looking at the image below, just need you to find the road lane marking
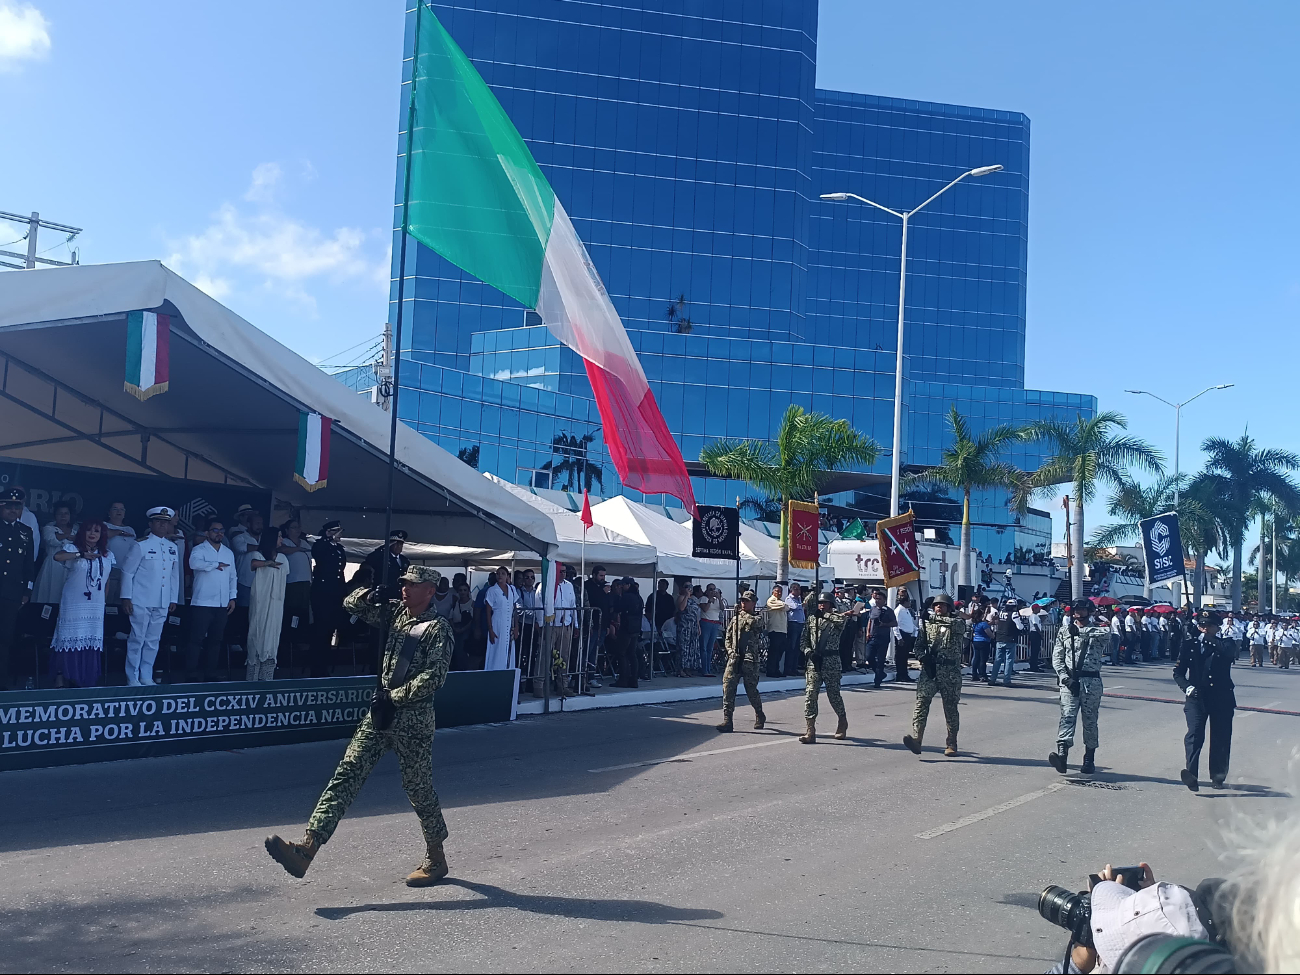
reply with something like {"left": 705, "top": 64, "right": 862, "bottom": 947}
{"left": 589, "top": 736, "right": 797, "bottom": 772}
{"left": 916, "top": 782, "right": 1068, "bottom": 839}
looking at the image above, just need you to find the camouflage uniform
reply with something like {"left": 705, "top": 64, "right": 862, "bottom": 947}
{"left": 721, "top": 608, "right": 764, "bottom": 720}
{"left": 1052, "top": 621, "right": 1108, "bottom": 750}
{"left": 307, "top": 588, "right": 454, "bottom": 848}
{"left": 802, "top": 611, "right": 848, "bottom": 721}
{"left": 911, "top": 615, "right": 967, "bottom": 745}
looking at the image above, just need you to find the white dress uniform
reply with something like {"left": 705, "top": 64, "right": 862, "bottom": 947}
{"left": 120, "top": 507, "right": 182, "bottom": 686}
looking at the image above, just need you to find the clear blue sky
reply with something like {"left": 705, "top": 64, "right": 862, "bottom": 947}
{"left": 3, "top": 1, "right": 1297, "bottom": 544}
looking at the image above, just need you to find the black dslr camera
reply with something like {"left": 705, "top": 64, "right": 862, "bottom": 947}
{"left": 1038, "top": 884, "right": 1095, "bottom": 948}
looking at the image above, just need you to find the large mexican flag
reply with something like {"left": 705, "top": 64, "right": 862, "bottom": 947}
{"left": 402, "top": 3, "right": 696, "bottom": 515}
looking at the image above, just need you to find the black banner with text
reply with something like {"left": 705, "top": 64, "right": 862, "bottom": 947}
{"left": 0, "top": 671, "right": 519, "bottom": 771}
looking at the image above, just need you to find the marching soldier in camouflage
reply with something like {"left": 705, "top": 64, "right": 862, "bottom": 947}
{"left": 1048, "top": 597, "right": 1109, "bottom": 775}
{"left": 265, "top": 565, "right": 456, "bottom": 886}
{"left": 717, "top": 590, "right": 766, "bottom": 732}
{"left": 800, "top": 591, "right": 849, "bottom": 744}
{"left": 903, "top": 592, "right": 966, "bottom": 757}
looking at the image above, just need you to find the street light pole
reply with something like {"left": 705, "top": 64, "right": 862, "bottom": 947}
{"left": 1126, "top": 384, "right": 1233, "bottom": 606}
{"left": 1125, "top": 384, "right": 1234, "bottom": 508}
{"left": 821, "top": 164, "right": 1004, "bottom": 572}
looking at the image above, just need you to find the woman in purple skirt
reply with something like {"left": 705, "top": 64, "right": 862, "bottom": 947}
{"left": 50, "top": 520, "right": 113, "bottom": 688}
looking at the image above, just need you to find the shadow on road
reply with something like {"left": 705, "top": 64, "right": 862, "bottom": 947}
{"left": 315, "top": 879, "right": 724, "bottom": 924}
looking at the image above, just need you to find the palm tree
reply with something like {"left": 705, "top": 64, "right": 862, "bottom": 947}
{"left": 1181, "top": 473, "right": 1235, "bottom": 608}
{"left": 1250, "top": 503, "right": 1299, "bottom": 614}
{"left": 700, "top": 404, "right": 878, "bottom": 582}
{"left": 540, "top": 432, "right": 604, "bottom": 493}
{"left": 1023, "top": 411, "right": 1164, "bottom": 599}
{"left": 1199, "top": 433, "right": 1300, "bottom": 611}
{"left": 903, "top": 406, "right": 1027, "bottom": 589}
{"left": 1090, "top": 474, "right": 1206, "bottom": 600}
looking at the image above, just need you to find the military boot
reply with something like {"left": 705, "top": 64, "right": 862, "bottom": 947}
{"left": 799, "top": 719, "right": 816, "bottom": 744}
{"left": 753, "top": 711, "right": 766, "bottom": 730}
{"left": 715, "top": 714, "right": 734, "bottom": 733}
{"left": 1048, "top": 745, "right": 1070, "bottom": 774}
{"left": 903, "top": 734, "right": 922, "bottom": 755}
{"left": 1080, "top": 748, "right": 1096, "bottom": 775}
{"left": 833, "top": 715, "right": 848, "bottom": 740}
{"left": 264, "top": 830, "right": 320, "bottom": 878}
{"left": 944, "top": 737, "right": 958, "bottom": 758}
{"left": 406, "top": 841, "right": 450, "bottom": 887}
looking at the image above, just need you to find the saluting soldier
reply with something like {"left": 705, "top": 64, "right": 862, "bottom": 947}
{"left": 800, "top": 590, "right": 849, "bottom": 744}
{"left": 1174, "top": 610, "right": 1237, "bottom": 791}
{"left": 119, "top": 506, "right": 181, "bottom": 687}
{"left": 903, "top": 592, "right": 967, "bottom": 757}
{"left": 0, "top": 488, "right": 35, "bottom": 689}
{"left": 364, "top": 529, "right": 410, "bottom": 600}
{"left": 1048, "top": 598, "right": 1109, "bottom": 775}
{"left": 716, "top": 589, "right": 766, "bottom": 732}
{"left": 266, "top": 565, "right": 456, "bottom": 886}
{"left": 309, "top": 520, "right": 348, "bottom": 678}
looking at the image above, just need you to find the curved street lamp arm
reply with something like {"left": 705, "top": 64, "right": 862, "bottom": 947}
{"left": 839, "top": 193, "right": 905, "bottom": 220}
{"left": 909, "top": 171, "right": 974, "bottom": 217}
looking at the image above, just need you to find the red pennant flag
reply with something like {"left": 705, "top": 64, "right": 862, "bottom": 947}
{"left": 580, "top": 490, "right": 594, "bottom": 530}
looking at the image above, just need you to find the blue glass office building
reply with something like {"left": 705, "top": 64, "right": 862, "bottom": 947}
{"left": 370, "top": 0, "right": 1096, "bottom": 561}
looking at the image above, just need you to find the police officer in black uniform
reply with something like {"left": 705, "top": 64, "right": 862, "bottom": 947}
{"left": 309, "top": 520, "right": 348, "bottom": 677}
{"left": 1174, "top": 609, "right": 1236, "bottom": 791}
{"left": 364, "top": 529, "right": 410, "bottom": 600}
{"left": 0, "top": 488, "right": 35, "bottom": 688}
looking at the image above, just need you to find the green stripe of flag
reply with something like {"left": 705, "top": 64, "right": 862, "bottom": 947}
{"left": 125, "top": 310, "right": 144, "bottom": 387}
{"left": 405, "top": 6, "right": 556, "bottom": 308}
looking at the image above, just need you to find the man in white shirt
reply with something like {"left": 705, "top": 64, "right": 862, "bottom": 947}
{"left": 1247, "top": 617, "right": 1267, "bottom": 667}
{"left": 120, "top": 506, "right": 181, "bottom": 686}
{"left": 184, "top": 516, "right": 238, "bottom": 683}
{"left": 552, "top": 566, "right": 578, "bottom": 695}
{"left": 231, "top": 511, "right": 264, "bottom": 608}
{"left": 103, "top": 500, "right": 138, "bottom": 604}
{"left": 1024, "top": 601, "right": 1045, "bottom": 672}
{"left": 1108, "top": 610, "right": 1123, "bottom": 666}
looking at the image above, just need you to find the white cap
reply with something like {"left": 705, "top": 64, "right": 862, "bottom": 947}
{"left": 146, "top": 506, "right": 175, "bottom": 520}
{"left": 1090, "top": 881, "right": 1208, "bottom": 971}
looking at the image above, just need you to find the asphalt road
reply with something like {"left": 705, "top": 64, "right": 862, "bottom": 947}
{"left": 2, "top": 660, "right": 1296, "bottom": 974}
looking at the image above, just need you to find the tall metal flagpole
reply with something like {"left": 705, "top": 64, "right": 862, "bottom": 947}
{"left": 377, "top": 0, "right": 423, "bottom": 669}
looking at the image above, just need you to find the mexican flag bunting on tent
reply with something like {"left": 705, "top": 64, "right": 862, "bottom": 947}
{"left": 124, "top": 310, "right": 170, "bottom": 401}
{"left": 400, "top": 3, "right": 697, "bottom": 516}
{"left": 294, "top": 411, "right": 332, "bottom": 492}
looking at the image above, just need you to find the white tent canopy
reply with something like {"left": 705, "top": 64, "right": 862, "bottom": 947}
{"left": 0, "top": 261, "right": 557, "bottom": 553}
{"left": 483, "top": 474, "right": 657, "bottom": 575}
{"left": 590, "top": 495, "right": 767, "bottom": 579}
{"left": 737, "top": 525, "right": 830, "bottom": 586}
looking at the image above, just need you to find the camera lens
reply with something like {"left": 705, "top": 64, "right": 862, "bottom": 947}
{"left": 1038, "top": 885, "right": 1079, "bottom": 928}
{"left": 1039, "top": 885, "right": 1092, "bottom": 947}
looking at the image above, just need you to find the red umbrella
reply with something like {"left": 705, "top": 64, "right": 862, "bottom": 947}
{"left": 1149, "top": 604, "right": 1175, "bottom": 614}
{"left": 1090, "top": 596, "right": 1119, "bottom": 607}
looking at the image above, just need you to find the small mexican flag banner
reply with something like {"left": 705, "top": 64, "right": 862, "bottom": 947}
{"left": 294, "top": 411, "right": 332, "bottom": 492}
{"left": 124, "top": 310, "right": 170, "bottom": 401}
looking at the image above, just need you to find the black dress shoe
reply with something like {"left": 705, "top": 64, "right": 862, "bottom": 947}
{"left": 1211, "top": 776, "right": 1226, "bottom": 789}
{"left": 1180, "top": 769, "right": 1200, "bottom": 792}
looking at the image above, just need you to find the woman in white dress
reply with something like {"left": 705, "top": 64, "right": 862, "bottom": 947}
{"left": 483, "top": 565, "right": 519, "bottom": 671}
{"left": 246, "top": 526, "right": 288, "bottom": 681}
{"left": 49, "top": 520, "right": 113, "bottom": 688}
{"left": 33, "top": 501, "right": 78, "bottom": 605}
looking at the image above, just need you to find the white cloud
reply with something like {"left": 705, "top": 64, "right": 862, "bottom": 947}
{"left": 0, "top": 2, "right": 50, "bottom": 70}
{"left": 167, "top": 163, "right": 387, "bottom": 317}
{"left": 243, "top": 162, "right": 282, "bottom": 204}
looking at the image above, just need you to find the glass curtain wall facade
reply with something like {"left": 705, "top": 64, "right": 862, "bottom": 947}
{"left": 365, "top": 0, "right": 1095, "bottom": 562}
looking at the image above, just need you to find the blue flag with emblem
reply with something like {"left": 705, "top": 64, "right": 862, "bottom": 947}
{"left": 1139, "top": 512, "right": 1185, "bottom": 585}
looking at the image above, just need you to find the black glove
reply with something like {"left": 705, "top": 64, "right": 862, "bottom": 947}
{"left": 364, "top": 586, "right": 387, "bottom": 606}
{"left": 370, "top": 686, "right": 396, "bottom": 729}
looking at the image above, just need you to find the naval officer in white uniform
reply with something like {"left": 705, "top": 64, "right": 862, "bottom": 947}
{"left": 120, "top": 506, "right": 181, "bottom": 686}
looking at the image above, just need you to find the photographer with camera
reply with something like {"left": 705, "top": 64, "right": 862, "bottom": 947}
{"left": 1039, "top": 863, "right": 1233, "bottom": 973}
{"left": 1049, "top": 598, "right": 1109, "bottom": 775}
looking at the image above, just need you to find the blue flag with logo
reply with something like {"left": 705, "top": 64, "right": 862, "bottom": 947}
{"left": 1139, "top": 512, "right": 1185, "bottom": 585}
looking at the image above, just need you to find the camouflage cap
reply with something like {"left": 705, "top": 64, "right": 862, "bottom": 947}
{"left": 398, "top": 565, "right": 441, "bottom": 586}
{"left": 740, "top": 589, "right": 757, "bottom": 601}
